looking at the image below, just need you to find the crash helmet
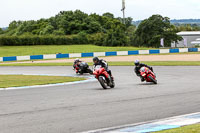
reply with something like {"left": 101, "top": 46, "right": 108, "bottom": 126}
{"left": 134, "top": 59, "right": 140, "bottom": 66}
{"left": 74, "top": 58, "right": 80, "bottom": 63}
{"left": 93, "top": 57, "right": 99, "bottom": 62}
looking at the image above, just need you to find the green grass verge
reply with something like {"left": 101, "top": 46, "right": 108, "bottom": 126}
{"left": 154, "top": 124, "right": 200, "bottom": 133}
{"left": 0, "top": 75, "right": 85, "bottom": 88}
{"left": 0, "top": 61, "right": 200, "bottom": 66}
{"left": 0, "top": 45, "right": 152, "bottom": 57}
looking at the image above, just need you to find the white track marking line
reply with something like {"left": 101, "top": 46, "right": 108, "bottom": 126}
{"left": 83, "top": 112, "right": 200, "bottom": 133}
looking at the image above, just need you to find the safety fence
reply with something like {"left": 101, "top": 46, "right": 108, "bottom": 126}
{"left": 0, "top": 48, "right": 199, "bottom": 62}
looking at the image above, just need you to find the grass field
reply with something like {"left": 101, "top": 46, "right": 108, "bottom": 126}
{"left": 0, "top": 75, "right": 85, "bottom": 88}
{"left": 154, "top": 124, "right": 200, "bottom": 133}
{"left": 0, "top": 45, "right": 153, "bottom": 57}
{"left": 1, "top": 61, "right": 200, "bottom": 66}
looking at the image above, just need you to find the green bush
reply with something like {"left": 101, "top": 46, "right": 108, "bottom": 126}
{"left": 87, "top": 33, "right": 105, "bottom": 45}
{"left": 0, "top": 35, "right": 85, "bottom": 46}
{"left": 0, "top": 33, "right": 130, "bottom": 46}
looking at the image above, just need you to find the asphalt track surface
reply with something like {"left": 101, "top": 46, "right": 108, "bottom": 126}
{"left": 0, "top": 66, "right": 200, "bottom": 133}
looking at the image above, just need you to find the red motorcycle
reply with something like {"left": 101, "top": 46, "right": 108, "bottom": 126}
{"left": 93, "top": 65, "right": 115, "bottom": 89}
{"left": 140, "top": 67, "right": 157, "bottom": 84}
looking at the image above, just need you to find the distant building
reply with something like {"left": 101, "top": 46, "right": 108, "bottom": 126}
{"left": 171, "top": 31, "right": 200, "bottom": 47}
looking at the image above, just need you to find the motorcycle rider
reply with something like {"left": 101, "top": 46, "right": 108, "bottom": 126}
{"left": 93, "top": 57, "right": 113, "bottom": 82}
{"left": 73, "top": 58, "right": 92, "bottom": 74}
{"left": 134, "top": 59, "right": 154, "bottom": 82}
{"left": 73, "top": 58, "right": 80, "bottom": 68}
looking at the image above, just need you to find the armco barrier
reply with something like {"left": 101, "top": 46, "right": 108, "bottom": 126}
{"left": 0, "top": 48, "right": 200, "bottom": 62}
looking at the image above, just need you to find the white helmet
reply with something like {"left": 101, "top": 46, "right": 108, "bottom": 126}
{"left": 134, "top": 59, "right": 140, "bottom": 66}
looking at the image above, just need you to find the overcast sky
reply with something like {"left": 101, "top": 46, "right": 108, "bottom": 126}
{"left": 1, "top": 0, "right": 200, "bottom": 27}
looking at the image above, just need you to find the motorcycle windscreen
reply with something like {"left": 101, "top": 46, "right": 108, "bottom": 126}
{"left": 140, "top": 67, "right": 146, "bottom": 72}
{"left": 94, "top": 65, "right": 102, "bottom": 71}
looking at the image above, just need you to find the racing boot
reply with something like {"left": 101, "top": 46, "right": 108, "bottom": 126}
{"left": 108, "top": 75, "right": 113, "bottom": 86}
{"left": 110, "top": 75, "right": 114, "bottom": 81}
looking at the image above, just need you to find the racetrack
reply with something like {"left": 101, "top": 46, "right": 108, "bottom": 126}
{"left": 0, "top": 66, "right": 200, "bottom": 133}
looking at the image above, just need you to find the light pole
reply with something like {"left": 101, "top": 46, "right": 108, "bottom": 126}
{"left": 121, "top": 0, "right": 125, "bottom": 24}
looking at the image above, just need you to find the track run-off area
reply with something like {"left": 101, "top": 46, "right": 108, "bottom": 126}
{"left": 0, "top": 66, "right": 200, "bottom": 133}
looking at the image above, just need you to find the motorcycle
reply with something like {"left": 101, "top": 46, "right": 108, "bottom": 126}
{"left": 93, "top": 65, "right": 115, "bottom": 89}
{"left": 73, "top": 62, "right": 92, "bottom": 75}
{"left": 139, "top": 66, "right": 157, "bottom": 84}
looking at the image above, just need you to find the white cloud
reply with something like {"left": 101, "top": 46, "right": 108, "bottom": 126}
{"left": 126, "top": 0, "right": 200, "bottom": 20}
{"left": 0, "top": 0, "right": 199, "bottom": 27}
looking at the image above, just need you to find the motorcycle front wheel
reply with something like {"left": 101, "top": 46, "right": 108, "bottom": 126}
{"left": 148, "top": 75, "right": 157, "bottom": 84}
{"left": 99, "top": 76, "right": 108, "bottom": 89}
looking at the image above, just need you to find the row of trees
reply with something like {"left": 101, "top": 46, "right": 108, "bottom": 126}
{"left": 0, "top": 10, "right": 189, "bottom": 47}
{"left": 174, "top": 24, "right": 200, "bottom": 31}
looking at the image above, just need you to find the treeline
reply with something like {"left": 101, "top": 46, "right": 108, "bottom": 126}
{"left": 174, "top": 24, "right": 200, "bottom": 31}
{"left": 133, "top": 19, "right": 200, "bottom": 27}
{"left": 0, "top": 10, "right": 184, "bottom": 47}
{"left": 171, "top": 19, "right": 200, "bottom": 24}
{"left": 0, "top": 10, "right": 134, "bottom": 46}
